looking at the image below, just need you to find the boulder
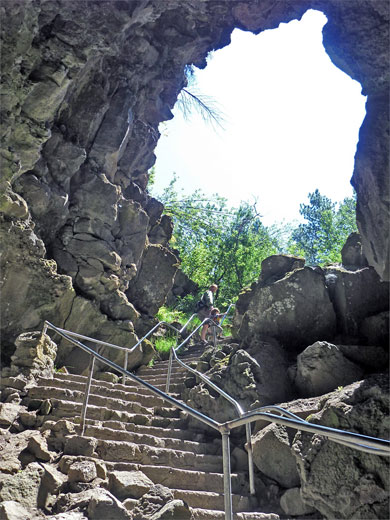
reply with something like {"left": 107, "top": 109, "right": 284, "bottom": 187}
{"left": 293, "top": 373, "right": 390, "bottom": 519}
{"left": 150, "top": 499, "right": 192, "bottom": 519}
{"left": 64, "top": 436, "right": 97, "bottom": 457}
{"left": 46, "top": 513, "right": 87, "bottom": 520}
{"left": 0, "top": 402, "right": 22, "bottom": 428}
{"left": 8, "top": 331, "right": 57, "bottom": 379}
{"left": 0, "top": 501, "right": 40, "bottom": 520}
{"left": 236, "top": 267, "right": 337, "bottom": 350}
{"left": 184, "top": 341, "right": 292, "bottom": 425}
{"left": 338, "top": 344, "right": 389, "bottom": 372}
{"left": 258, "top": 255, "right": 305, "bottom": 286}
{"left": 54, "top": 488, "right": 131, "bottom": 519}
{"left": 252, "top": 423, "right": 300, "bottom": 488}
{"left": 360, "top": 311, "right": 389, "bottom": 346}
{"left": 341, "top": 232, "right": 369, "bottom": 271}
{"left": 109, "top": 470, "right": 154, "bottom": 500}
{"left": 0, "top": 431, "right": 32, "bottom": 475}
{"left": 130, "top": 484, "right": 180, "bottom": 520}
{"left": 68, "top": 461, "right": 98, "bottom": 483}
{"left": 0, "top": 462, "right": 44, "bottom": 509}
{"left": 294, "top": 341, "right": 364, "bottom": 397}
{"left": 280, "top": 487, "right": 316, "bottom": 516}
{"left": 0, "top": 182, "right": 29, "bottom": 219}
{"left": 323, "top": 266, "right": 389, "bottom": 338}
{"left": 27, "top": 432, "right": 55, "bottom": 462}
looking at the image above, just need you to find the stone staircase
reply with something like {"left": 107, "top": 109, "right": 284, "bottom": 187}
{"left": 23, "top": 344, "right": 276, "bottom": 519}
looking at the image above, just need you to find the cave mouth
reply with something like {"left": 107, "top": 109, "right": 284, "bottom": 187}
{"left": 153, "top": 9, "right": 367, "bottom": 228}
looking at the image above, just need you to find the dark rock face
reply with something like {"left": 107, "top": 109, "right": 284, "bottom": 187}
{"left": 341, "top": 232, "right": 369, "bottom": 271}
{"left": 293, "top": 374, "right": 390, "bottom": 519}
{"left": 294, "top": 341, "right": 364, "bottom": 397}
{"left": 234, "top": 255, "right": 389, "bottom": 352}
{"left": 236, "top": 265, "right": 337, "bottom": 350}
{"left": 252, "top": 423, "right": 301, "bottom": 489}
{"left": 323, "top": 266, "right": 389, "bottom": 338}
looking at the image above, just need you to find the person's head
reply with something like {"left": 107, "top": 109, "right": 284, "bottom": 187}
{"left": 211, "top": 307, "right": 220, "bottom": 316}
{"left": 209, "top": 284, "right": 218, "bottom": 293}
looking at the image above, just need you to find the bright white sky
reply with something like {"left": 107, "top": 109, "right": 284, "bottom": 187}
{"left": 153, "top": 9, "right": 367, "bottom": 227}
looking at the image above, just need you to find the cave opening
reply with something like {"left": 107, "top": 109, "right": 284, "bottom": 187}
{"left": 153, "top": 9, "right": 367, "bottom": 231}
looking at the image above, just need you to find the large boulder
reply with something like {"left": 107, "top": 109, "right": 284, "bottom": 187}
{"left": 252, "top": 423, "right": 301, "bottom": 489}
{"left": 108, "top": 470, "right": 154, "bottom": 500}
{"left": 236, "top": 266, "right": 337, "bottom": 350}
{"left": 184, "top": 340, "right": 292, "bottom": 426}
{"left": 54, "top": 488, "right": 131, "bottom": 519}
{"left": 130, "top": 484, "right": 192, "bottom": 520}
{"left": 292, "top": 373, "right": 390, "bottom": 519}
{"left": 323, "top": 266, "right": 389, "bottom": 338}
{"left": 1, "top": 331, "right": 57, "bottom": 382}
{"left": 280, "top": 487, "right": 316, "bottom": 516}
{"left": 360, "top": 311, "right": 389, "bottom": 346}
{"left": 258, "top": 255, "right": 305, "bottom": 286}
{"left": 294, "top": 341, "right": 364, "bottom": 397}
{"left": 0, "top": 462, "right": 45, "bottom": 510}
{"left": 341, "top": 232, "right": 368, "bottom": 271}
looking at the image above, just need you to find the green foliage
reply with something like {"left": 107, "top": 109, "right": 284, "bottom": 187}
{"left": 156, "top": 305, "right": 187, "bottom": 325}
{"left": 156, "top": 174, "right": 279, "bottom": 304}
{"left": 148, "top": 166, "right": 156, "bottom": 188}
{"left": 288, "top": 189, "right": 357, "bottom": 265}
{"left": 153, "top": 335, "right": 177, "bottom": 353}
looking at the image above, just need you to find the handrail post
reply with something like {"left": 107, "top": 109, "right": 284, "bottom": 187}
{"left": 165, "top": 348, "right": 173, "bottom": 394}
{"left": 245, "top": 423, "right": 255, "bottom": 495}
{"left": 123, "top": 350, "right": 129, "bottom": 385}
{"left": 212, "top": 323, "right": 217, "bottom": 348}
{"left": 222, "top": 430, "right": 233, "bottom": 520}
{"left": 80, "top": 355, "right": 95, "bottom": 436}
{"left": 42, "top": 321, "right": 48, "bottom": 336}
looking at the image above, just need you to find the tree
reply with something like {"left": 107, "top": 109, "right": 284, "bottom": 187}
{"left": 155, "top": 175, "right": 279, "bottom": 306}
{"left": 288, "top": 189, "right": 358, "bottom": 265}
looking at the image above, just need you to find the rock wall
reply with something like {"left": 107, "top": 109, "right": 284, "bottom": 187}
{"left": 1, "top": 0, "right": 389, "bottom": 368}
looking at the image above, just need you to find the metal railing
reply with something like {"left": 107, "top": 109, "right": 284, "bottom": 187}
{"left": 48, "top": 316, "right": 200, "bottom": 386}
{"left": 42, "top": 320, "right": 390, "bottom": 520}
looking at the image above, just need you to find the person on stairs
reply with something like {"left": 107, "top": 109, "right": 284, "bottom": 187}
{"left": 196, "top": 283, "right": 218, "bottom": 345}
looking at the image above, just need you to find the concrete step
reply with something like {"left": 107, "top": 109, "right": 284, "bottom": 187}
{"left": 136, "top": 374, "right": 186, "bottom": 386}
{"left": 60, "top": 455, "right": 245, "bottom": 494}
{"left": 48, "top": 373, "right": 184, "bottom": 395}
{"left": 191, "top": 509, "right": 279, "bottom": 520}
{"left": 78, "top": 418, "right": 207, "bottom": 442}
{"left": 172, "top": 489, "right": 257, "bottom": 512}
{"left": 29, "top": 382, "right": 172, "bottom": 409}
{"left": 137, "top": 365, "right": 187, "bottom": 376}
{"left": 36, "top": 398, "right": 186, "bottom": 427}
{"left": 83, "top": 424, "right": 220, "bottom": 455}
{"left": 95, "top": 438, "right": 223, "bottom": 472}
{"left": 26, "top": 387, "right": 183, "bottom": 419}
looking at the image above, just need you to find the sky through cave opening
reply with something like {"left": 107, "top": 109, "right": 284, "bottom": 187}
{"left": 152, "top": 9, "right": 367, "bottom": 228}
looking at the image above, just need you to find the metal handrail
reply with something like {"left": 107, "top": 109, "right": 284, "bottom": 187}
{"left": 42, "top": 321, "right": 390, "bottom": 520}
{"left": 48, "top": 321, "right": 183, "bottom": 385}
{"left": 219, "top": 303, "right": 236, "bottom": 326}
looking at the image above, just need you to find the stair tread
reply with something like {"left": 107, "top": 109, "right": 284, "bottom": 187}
{"left": 83, "top": 424, "right": 219, "bottom": 453}
{"left": 190, "top": 509, "right": 279, "bottom": 520}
